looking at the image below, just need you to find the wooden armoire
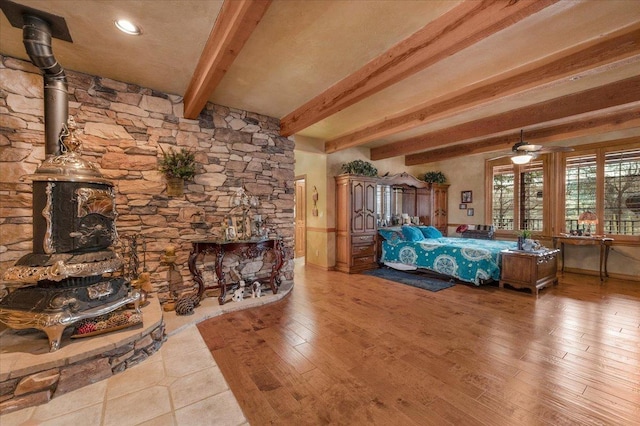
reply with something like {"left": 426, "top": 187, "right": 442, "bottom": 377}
{"left": 335, "top": 174, "right": 378, "bottom": 273}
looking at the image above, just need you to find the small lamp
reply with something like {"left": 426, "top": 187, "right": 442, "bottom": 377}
{"left": 578, "top": 211, "right": 598, "bottom": 236}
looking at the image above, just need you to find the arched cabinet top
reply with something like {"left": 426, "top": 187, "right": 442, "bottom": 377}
{"left": 378, "top": 172, "right": 429, "bottom": 188}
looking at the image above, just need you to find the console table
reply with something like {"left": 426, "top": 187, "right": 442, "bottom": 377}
{"left": 188, "top": 238, "right": 284, "bottom": 305}
{"left": 552, "top": 236, "right": 614, "bottom": 282}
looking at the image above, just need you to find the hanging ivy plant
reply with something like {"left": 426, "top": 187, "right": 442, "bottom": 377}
{"left": 422, "top": 171, "right": 447, "bottom": 184}
{"left": 341, "top": 160, "right": 378, "bottom": 177}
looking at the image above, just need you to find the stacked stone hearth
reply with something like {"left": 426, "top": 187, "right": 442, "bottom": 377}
{"left": 0, "top": 54, "right": 296, "bottom": 306}
{"left": 0, "top": 319, "right": 165, "bottom": 414}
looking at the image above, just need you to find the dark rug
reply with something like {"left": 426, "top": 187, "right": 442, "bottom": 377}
{"left": 363, "top": 268, "right": 455, "bottom": 292}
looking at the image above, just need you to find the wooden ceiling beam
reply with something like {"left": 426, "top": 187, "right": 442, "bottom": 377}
{"left": 404, "top": 105, "right": 640, "bottom": 165}
{"left": 325, "top": 24, "right": 640, "bottom": 153}
{"left": 279, "top": 0, "right": 559, "bottom": 137}
{"left": 183, "top": 0, "right": 272, "bottom": 119}
{"left": 370, "top": 75, "right": 640, "bottom": 161}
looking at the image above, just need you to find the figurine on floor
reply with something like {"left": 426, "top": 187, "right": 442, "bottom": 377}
{"left": 251, "top": 281, "right": 262, "bottom": 298}
{"left": 232, "top": 280, "right": 245, "bottom": 302}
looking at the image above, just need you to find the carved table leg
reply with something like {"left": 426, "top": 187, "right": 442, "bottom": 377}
{"left": 268, "top": 240, "right": 284, "bottom": 294}
{"left": 188, "top": 247, "right": 205, "bottom": 299}
{"left": 215, "top": 247, "right": 227, "bottom": 305}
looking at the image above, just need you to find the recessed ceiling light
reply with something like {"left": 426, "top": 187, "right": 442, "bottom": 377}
{"left": 115, "top": 19, "right": 141, "bottom": 35}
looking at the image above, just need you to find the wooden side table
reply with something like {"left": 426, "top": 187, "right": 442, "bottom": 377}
{"left": 552, "top": 236, "right": 613, "bottom": 281}
{"left": 188, "top": 238, "right": 284, "bottom": 305}
{"left": 499, "top": 249, "right": 559, "bottom": 296}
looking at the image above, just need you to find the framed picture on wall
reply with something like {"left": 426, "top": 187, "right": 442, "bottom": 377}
{"left": 461, "top": 190, "right": 472, "bottom": 203}
{"left": 467, "top": 208, "right": 475, "bottom": 216}
{"left": 459, "top": 203, "right": 467, "bottom": 209}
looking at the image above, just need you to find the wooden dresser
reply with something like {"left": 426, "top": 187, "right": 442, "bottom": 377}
{"left": 499, "top": 248, "right": 559, "bottom": 296}
{"left": 335, "top": 174, "right": 378, "bottom": 273}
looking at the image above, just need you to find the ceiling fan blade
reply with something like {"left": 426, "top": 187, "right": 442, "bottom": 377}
{"left": 514, "top": 143, "right": 543, "bottom": 152}
{"left": 536, "top": 146, "right": 575, "bottom": 153}
{"left": 488, "top": 153, "right": 512, "bottom": 161}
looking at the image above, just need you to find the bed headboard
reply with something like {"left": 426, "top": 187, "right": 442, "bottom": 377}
{"left": 378, "top": 172, "right": 431, "bottom": 226}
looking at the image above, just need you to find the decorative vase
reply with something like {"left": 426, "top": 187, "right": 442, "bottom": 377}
{"left": 522, "top": 238, "right": 534, "bottom": 251}
{"left": 517, "top": 236, "right": 524, "bottom": 250}
{"left": 166, "top": 177, "right": 184, "bottom": 196}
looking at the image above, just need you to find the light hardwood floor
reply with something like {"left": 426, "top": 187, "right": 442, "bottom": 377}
{"left": 197, "top": 262, "right": 640, "bottom": 425}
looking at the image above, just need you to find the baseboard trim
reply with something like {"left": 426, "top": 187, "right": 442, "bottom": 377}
{"left": 561, "top": 267, "right": 640, "bottom": 282}
{"left": 304, "top": 262, "right": 333, "bottom": 271}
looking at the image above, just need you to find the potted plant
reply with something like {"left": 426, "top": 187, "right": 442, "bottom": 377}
{"left": 422, "top": 171, "right": 447, "bottom": 184}
{"left": 159, "top": 147, "right": 196, "bottom": 196}
{"left": 341, "top": 160, "right": 378, "bottom": 177}
{"left": 516, "top": 229, "right": 533, "bottom": 250}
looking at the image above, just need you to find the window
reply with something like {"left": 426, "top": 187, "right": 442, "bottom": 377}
{"left": 491, "top": 164, "right": 514, "bottom": 230}
{"left": 563, "top": 146, "right": 640, "bottom": 238}
{"left": 520, "top": 161, "right": 545, "bottom": 231}
{"left": 562, "top": 143, "right": 640, "bottom": 241}
{"left": 564, "top": 153, "right": 597, "bottom": 233}
{"left": 487, "top": 141, "right": 639, "bottom": 241}
{"left": 489, "top": 158, "right": 547, "bottom": 234}
{"left": 604, "top": 149, "right": 640, "bottom": 236}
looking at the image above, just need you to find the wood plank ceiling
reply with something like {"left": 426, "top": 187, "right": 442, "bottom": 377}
{"left": 1, "top": 0, "right": 639, "bottom": 164}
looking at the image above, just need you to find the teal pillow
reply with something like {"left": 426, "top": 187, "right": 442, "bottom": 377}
{"left": 419, "top": 225, "right": 443, "bottom": 239}
{"left": 401, "top": 225, "right": 424, "bottom": 242}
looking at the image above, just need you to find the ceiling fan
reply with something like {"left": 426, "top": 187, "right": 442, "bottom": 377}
{"left": 490, "top": 130, "right": 574, "bottom": 164}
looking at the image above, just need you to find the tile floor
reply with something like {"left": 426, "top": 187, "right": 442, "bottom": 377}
{"left": 0, "top": 279, "right": 294, "bottom": 426}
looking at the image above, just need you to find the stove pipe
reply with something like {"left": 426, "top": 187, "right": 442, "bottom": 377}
{"left": 22, "top": 14, "right": 67, "bottom": 158}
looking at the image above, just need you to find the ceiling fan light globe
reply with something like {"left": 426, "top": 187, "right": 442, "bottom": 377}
{"left": 511, "top": 153, "right": 533, "bottom": 164}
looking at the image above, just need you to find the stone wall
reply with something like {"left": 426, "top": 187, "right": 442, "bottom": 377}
{"left": 0, "top": 55, "right": 295, "bottom": 303}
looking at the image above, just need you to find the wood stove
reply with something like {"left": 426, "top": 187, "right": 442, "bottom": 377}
{"left": 0, "top": 7, "right": 139, "bottom": 351}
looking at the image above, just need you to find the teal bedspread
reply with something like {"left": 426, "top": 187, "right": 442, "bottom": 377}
{"left": 380, "top": 237, "right": 517, "bottom": 285}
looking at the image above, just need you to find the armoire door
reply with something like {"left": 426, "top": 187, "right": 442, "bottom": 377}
{"left": 351, "top": 179, "right": 377, "bottom": 233}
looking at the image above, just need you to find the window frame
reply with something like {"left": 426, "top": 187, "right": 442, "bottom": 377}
{"left": 485, "top": 154, "right": 553, "bottom": 239}
{"left": 485, "top": 140, "right": 639, "bottom": 244}
{"left": 558, "top": 141, "right": 640, "bottom": 243}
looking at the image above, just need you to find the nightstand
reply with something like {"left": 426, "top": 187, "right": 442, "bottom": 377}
{"left": 499, "top": 249, "right": 559, "bottom": 296}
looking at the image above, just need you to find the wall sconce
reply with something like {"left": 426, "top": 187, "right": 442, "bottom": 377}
{"left": 312, "top": 186, "right": 319, "bottom": 217}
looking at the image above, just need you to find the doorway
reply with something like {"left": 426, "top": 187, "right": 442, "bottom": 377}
{"left": 295, "top": 177, "right": 306, "bottom": 259}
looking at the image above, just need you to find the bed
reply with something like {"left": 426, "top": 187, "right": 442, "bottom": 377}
{"left": 378, "top": 226, "right": 517, "bottom": 285}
